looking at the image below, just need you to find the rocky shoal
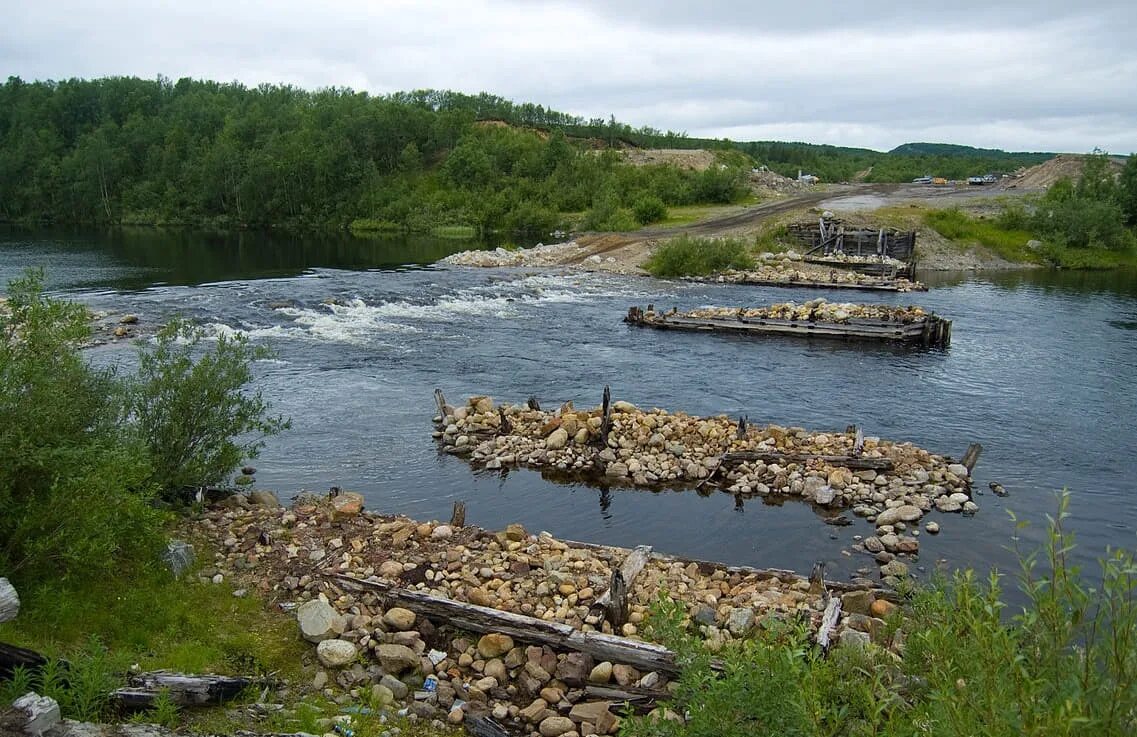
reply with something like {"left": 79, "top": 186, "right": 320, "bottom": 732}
{"left": 182, "top": 492, "right": 907, "bottom": 737}
{"left": 435, "top": 395, "right": 977, "bottom": 565}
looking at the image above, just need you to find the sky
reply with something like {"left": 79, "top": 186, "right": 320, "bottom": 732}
{"left": 3, "top": 0, "right": 1136, "bottom": 154}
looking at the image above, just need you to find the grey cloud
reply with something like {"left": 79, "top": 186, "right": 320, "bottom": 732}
{"left": 1, "top": 0, "right": 1134, "bottom": 153}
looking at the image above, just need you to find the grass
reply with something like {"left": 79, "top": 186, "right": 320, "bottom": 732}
{"left": 622, "top": 492, "right": 1137, "bottom": 737}
{"left": 923, "top": 207, "right": 1137, "bottom": 269}
{"left": 348, "top": 218, "right": 403, "bottom": 233}
{"left": 430, "top": 224, "right": 478, "bottom": 239}
{"left": 644, "top": 235, "right": 755, "bottom": 277}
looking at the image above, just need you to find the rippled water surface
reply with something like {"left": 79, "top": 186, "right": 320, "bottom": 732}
{"left": 4, "top": 227, "right": 1136, "bottom": 582}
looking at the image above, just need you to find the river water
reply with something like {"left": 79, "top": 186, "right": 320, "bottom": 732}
{"left": 3, "top": 226, "right": 1135, "bottom": 584}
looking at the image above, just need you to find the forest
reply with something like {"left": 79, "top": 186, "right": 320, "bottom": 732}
{"left": 0, "top": 76, "right": 1070, "bottom": 232}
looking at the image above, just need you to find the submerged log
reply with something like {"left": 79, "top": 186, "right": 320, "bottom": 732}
{"left": 111, "top": 671, "right": 253, "bottom": 709}
{"left": 0, "top": 578, "right": 18, "bottom": 623}
{"left": 961, "top": 443, "right": 983, "bottom": 474}
{"left": 720, "top": 450, "right": 892, "bottom": 471}
{"left": 331, "top": 575, "right": 682, "bottom": 675}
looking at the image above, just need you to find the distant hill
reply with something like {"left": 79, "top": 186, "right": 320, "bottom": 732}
{"left": 889, "top": 142, "right": 1054, "bottom": 163}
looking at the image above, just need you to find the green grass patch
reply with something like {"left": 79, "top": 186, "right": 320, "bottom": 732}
{"left": 430, "top": 224, "right": 478, "bottom": 239}
{"left": 0, "top": 565, "right": 307, "bottom": 681}
{"left": 923, "top": 207, "right": 1137, "bottom": 269}
{"left": 348, "top": 218, "right": 402, "bottom": 233}
{"left": 644, "top": 235, "right": 755, "bottom": 278}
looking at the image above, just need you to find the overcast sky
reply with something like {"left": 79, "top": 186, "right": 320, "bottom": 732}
{"left": 3, "top": 0, "right": 1135, "bottom": 153}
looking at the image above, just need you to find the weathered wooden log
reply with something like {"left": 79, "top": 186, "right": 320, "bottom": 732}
{"left": 584, "top": 684, "right": 671, "bottom": 706}
{"left": 111, "top": 671, "right": 253, "bottom": 709}
{"left": 591, "top": 545, "right": 652, "bottom": 627}
{"left": 815, "top": 596, "right": 842, "bottom": 650}
{"left": 450, "top": 501, "right": 466, "bottom": 528}
{"left": 0, "top": 578, "right": 18, "bottom": 623}
{"left": 961, "top": 443, "right": 983, "bottom": 474}
{"left": 720, "top": 450, "right": 892, "bottom": 471}
{"left": 0, "top": 640, "right": 49, "bottom": 680}
{"left": 526, "top": 396, "right": 541, "bottom": 411}
{"left": 331, "top": 575, "right": 682, "bottom": 674}
{"left": 497, "top": 407, "right": 512, "bottom": 435}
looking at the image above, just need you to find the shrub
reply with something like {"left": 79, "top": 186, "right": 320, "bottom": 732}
{"left": 643, "top": 235, "right": 754, "bottom": 278}
{"left": 632, "top": 194, "right": 668, "bottom": 225}
{"left": 131, "top": 318, "right": 290, "bottom": 498}
{"left": 622, "top": 492, "right": 1137, "bottom": 737}
{"left": 0, "top": 271, "right": 166, "bottom": 582}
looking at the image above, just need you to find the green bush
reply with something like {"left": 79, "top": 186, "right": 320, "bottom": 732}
{"left": 0, "top": 271, "right": 166, "bottom": 582}
{"left": 632, "top": 194, "right": 668, "bottom": 225}
{"left": 131, "top": 318, "right": 290, "bottom": 498}
{"left": 644, "top": 235, "right": 755, "bottom": 277}
{"left": 622, "top": 492, "right": 1137, "bottom": 737}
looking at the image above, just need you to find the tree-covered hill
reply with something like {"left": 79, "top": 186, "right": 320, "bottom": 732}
{"left": 0, "top": 76, "right": 1076, "bottom": 231}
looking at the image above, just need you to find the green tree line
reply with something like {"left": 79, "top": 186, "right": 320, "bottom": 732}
{"left": 0, "top": 76, "right": 749, "bottom": 232}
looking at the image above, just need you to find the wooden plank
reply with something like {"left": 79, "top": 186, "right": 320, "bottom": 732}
{"left": 720, "top": 450, "right": 892, "bottom": 471}
{"left": 330, "top": 575, "right": 682, "bottom": 675}
{"left": 450, "top": 501, "right": 466, "bottom": 528}
{"left": 0, "top": 578, "right": 18, "bottom": 623}
{"left": 466, "top": 716, "right": 511, "bottom": 737}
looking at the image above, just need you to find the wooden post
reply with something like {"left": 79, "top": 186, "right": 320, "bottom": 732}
{"left": 0, "top": 578, "right": 18, "bottom": 623}
{"left": 111, "top": 671, "right": 253, "bottom": 709}
{"left": 434, "top": 389, "right": 449, "bottom": 421}
{"left": 591, "top": 545, "right": 652, "bottom": 626}
{"left": 527, "top": 396, "right": 541, "bottom": 411}
{"left": 607, "top": 571, "right": 628, "bottom": 629}
{"left": 853, "top": 427, "right": 864, "bottom": 456}
{"left": 599, "top": 385, "right": 612, "bottom": 448}
{"left": 736, "top": 416, "right": 748, "bottom": 439}
{"left": 961, "top": 443, "right": 983, "bottom": 474}
{"left": 497, "top": 407, "right": 512, "bottom": 435}
{"left": 450, "top": 501, "right": 466, "bottom": 528}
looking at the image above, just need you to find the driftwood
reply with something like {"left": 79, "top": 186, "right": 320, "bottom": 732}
{"left": 331, "top": 575, "right": 682, "bottom": 675}
{"left": 720, "top": 450, "right": 892, "bottom": 471}
{"left": 584, "top": 684, "right": 670, "bottom": 710}
{"left": 0, "top": 640, "right": 49, "bottom": 680}
{"left": 815, "top": 596, "right": 842, "bottom": 650}
{"left": 0, "top": 578, "right": 18, "bottom": 623}
{"left": 434, "top": 389, "right": 451, "bottom": 420}
{"left": 598, "top": 385, "right": 612, "bottom": 449}
{"left": 590, "top": 545, "right": 652, "bottom": 627}
{"left": 111, "top": 671, "right": 253, "bottom": 709}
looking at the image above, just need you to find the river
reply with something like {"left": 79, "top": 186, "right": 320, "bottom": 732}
{"left": 3, "top": 226, "right": 1135, "bottom": 585}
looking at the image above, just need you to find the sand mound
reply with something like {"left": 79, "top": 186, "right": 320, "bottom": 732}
{"left": 620, "top": 148, "right": 719, "bottom": 171}
{"left": 1009, "top": 154, "right": 1124, "bottom": 189}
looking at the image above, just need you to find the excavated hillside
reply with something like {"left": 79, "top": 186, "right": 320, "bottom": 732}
{"left": 1007, "top": 154, "right": 1125, "bottom": 189}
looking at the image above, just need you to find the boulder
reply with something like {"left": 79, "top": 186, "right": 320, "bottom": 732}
{"left": 296, "top": 599, "right": 346, "bottom": 643}
{"left": 545, "top": 428, "right": 569, "bottom": 450}
{"left": 331, "top": 492, "right": 365, "bottom": 519}
{"left": 382, "top": 607, "right": 416, "bottom": 631}
{"left": 376, "top": 643, "right": 420, "bottom": 674}
{"left": 726, "top": 607, "right": 755, "bottom": 636}
{"left": 477, "top": 633, "right": 515, "bottom": 659}
{"left": 555, "top": 651, "right": 593, "bottom": 686}
{"left": 841, "top": 590, "right": 875, "bottom": 616}
{"left": 380, "top": 673, "right": 409, "bottom": 699}
{"left": 247, "top": 489, "right": 280, "bottom": 508}
{"left": 947, "top": 463, "right": 969, "bottom": 478}
{"left": 12, "top": 693, "right": 60, "bottom": 736}
{"left": 589, "top": 661, "right": 613, "bottom": 684}
{"left": 875, "top": 504, "right": 922, "bottom": 527}
{"left": 316, "top": 639, "right": 357, "bottom": 668}
{"left": 539, "top": 715, "right": 575, "bottom": 736}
